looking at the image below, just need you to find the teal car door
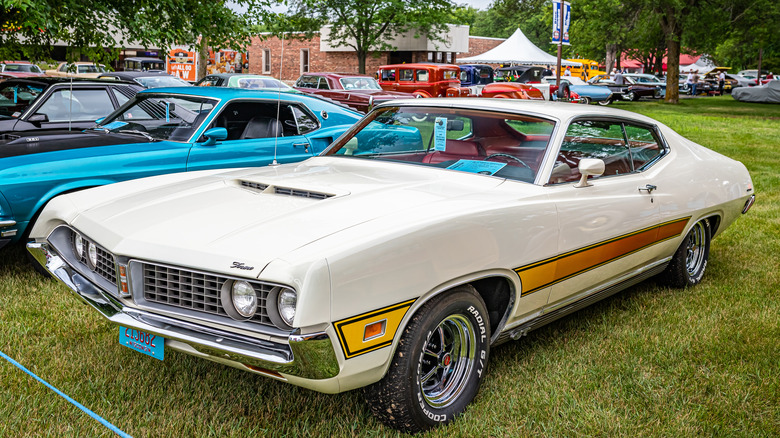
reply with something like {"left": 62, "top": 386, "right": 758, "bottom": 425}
{"left": 186, "top": 99, "right": 316, "bottom": 171}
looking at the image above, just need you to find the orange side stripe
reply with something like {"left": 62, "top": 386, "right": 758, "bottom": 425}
{"left": 515, "top": 217, "right": 690, "bottom": 296}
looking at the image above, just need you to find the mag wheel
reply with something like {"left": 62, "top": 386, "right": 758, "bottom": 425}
{"left": 364, "top": 285, "right": 490, "bottom": 433}
{"left": 661, "top": 219, "right": 711, "bottom": 288}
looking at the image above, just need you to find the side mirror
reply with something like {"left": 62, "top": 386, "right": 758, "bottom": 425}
{"left": 202, "top": 127, "right": 228, "bottom": 146}
{"left": 28, "top": 113, "right": 49, "bottom": 126}
{"left": 574, "top": 158, "right": 605, "bottom": 188}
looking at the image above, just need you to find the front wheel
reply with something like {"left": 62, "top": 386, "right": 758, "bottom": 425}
{"left": 660, "top": 219, "right": 711, "bottom": 287}
{"left": 364, "top": 285, "right": 490, "bottom": 433}
{"left": 597, "top": 98, "right": 612, "bottom": 106}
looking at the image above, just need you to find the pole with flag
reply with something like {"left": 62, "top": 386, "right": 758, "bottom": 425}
{"left": 552, "top": 0, "right": 571, "bottom": 91}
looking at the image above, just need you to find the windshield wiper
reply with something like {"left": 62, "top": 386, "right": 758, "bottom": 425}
{"left": 119, "top": 130, "right": 155, "bottom": 141}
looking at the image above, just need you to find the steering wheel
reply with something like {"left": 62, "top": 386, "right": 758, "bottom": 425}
{"left": 484, "top": 153, "right": 531, "bottom": 169}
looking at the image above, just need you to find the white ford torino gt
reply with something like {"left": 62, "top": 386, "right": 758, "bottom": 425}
{"left": 28, "top": 100, "right": 754, "bottom": 432}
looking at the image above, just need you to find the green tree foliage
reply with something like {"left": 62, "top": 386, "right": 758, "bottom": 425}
{"left": 470, "top": 0, "right": 552, "bottom": 50}
{"left": 286, "top": 0, "right": 456, "bottom": 74}
{"left": 0, "top": 0, "right": 268, "bottom": 68}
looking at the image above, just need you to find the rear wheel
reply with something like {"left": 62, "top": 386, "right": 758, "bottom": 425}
{"left": 661, "top": 219, "right": 711, "bottom": 287}
{"left": 364, "top": 285, "right": 490, "bottom": 433}
{"left": 597, "top": 98, "right": 612, "bottom": 106}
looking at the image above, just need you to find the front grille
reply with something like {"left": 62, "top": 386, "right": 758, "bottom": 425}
{"left": 73, "top": 234, "right": 117, "bottom": 285}
{"left": 141, "top": 263, "right": 273, "bottom": 325}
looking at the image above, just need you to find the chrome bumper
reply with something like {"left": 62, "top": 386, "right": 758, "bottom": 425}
{"left": 27, "top": 241, "right": 340, "bottom": 380}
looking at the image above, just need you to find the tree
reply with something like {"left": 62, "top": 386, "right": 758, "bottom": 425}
{"left": 286, "top": 0, "right": 456, "bottom": 74}
{"left": 0, "top": 0, "right": 269, "bottom": 75}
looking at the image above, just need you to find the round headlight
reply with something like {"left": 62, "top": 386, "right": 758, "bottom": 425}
{"left": 87, "top": 242, "right": 98, "bottom": 268}
{"left": 74, "top": 233, "right": 84, "bottom": 257}
{"left": 278, "top": 288, "right": 297, "bottom": 326}
{"left": 231, "top": 281, "right": 257, "bottom": 318}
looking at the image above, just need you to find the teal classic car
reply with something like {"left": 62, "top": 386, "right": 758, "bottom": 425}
{"left": 0, "top": 87, "right": 362, "bottom": 250}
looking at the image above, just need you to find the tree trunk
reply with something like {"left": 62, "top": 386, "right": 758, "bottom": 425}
{"left": 357, "top": 50, "right": 367, "bottom": 74}
{"left": 197, "top": 36, "right": 209, "bottom": 81}
{"left": 665, "top": 33, "right": 681, "bottom": 103}
{"left": 605, "top": 43, "right": 617, "bottom": 73}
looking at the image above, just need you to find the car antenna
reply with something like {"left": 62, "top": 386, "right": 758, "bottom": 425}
{"left": 270, "top": 32, "right": 285, "bottom": 167}
{"left": 69, "top": 74, "right": 74, "bottom": 131}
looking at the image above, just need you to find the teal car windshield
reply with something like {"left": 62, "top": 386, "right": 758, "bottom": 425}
{"left": 98, "top": 94, "right": 217, "bottom": 142}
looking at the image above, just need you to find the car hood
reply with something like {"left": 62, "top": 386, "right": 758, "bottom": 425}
{"left": 0, "top": 130, "right": 149, "bottom": 158}
{"left": 69, "top": 157, "right": 509, "bottom": 274}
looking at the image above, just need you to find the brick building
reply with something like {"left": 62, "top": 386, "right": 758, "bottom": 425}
{"left": 247, "top": 26, "right": 505, "bottom": 83}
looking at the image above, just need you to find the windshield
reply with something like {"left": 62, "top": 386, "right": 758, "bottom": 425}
{"left": 3, "top": 64, "right": 43, "bottom": 73}
{"left": 97, "top": 94, "right": 217, "bottom": 141}
{"left": 76, "top": 65, "right": 107, "bottom": 74}
{"left": 135, "top": 76, "right": 192, "bottom": 88}
{"left": 339, "top": 77, "right": 382, "bottom": 90}
{"left": 0, "top": 82, "right": 45, "bottom": 117}
{"left": 325, "top": 106, "right": 555, "bottom": 183}
{"left": 233, "top": 77, "right": 292, "bottom": 90}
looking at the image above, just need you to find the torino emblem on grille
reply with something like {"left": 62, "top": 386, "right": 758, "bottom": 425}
{"left": 231, "top": 262, "right": 254, "bottom": 270}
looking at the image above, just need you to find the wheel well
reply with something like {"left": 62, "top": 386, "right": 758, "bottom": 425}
{"left": 23, "top": 186, "right": 96, "bottom": 240}
{"left": 468, "top": 276, "right": 513, "bottom": 337}
{"left": 705, "top": 214, "right": 722, "bottom": 235}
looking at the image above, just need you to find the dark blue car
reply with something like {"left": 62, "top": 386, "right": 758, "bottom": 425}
{"left": 0, "top": 87, "right": 362, "bottom": 249}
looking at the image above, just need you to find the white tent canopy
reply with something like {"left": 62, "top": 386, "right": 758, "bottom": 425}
{"left": 680, "top": 57, "right": 716, "bottom": 75}
{"left": 458, "top": 28, "right": 579, "bottom": 66}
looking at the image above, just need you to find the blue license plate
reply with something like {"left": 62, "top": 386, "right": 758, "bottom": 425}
{"left": 120, "top": 326, "right": 164, "bottom": 361}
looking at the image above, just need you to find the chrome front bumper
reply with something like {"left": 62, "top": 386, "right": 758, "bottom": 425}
{"left": 27, "top": 241, "right": 340, "bottom": 381}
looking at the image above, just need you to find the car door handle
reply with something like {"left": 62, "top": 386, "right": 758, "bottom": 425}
{"left": 293, "top": 143, "right": 310, "bottom": 153}
{"left": 638, "top": 184, "right": 657, "bottom": 193}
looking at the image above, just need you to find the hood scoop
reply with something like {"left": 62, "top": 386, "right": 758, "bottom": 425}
{"left": 238, "top": 180, "right": 334, "bottom": 200}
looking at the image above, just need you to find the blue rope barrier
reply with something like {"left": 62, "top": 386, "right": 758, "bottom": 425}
{"left": 0, "top": 349, "right": 133, "bottom": 438}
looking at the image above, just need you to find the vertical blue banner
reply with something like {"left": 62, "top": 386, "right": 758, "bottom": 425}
{"left": 552, "top": 1, "right": 571, "bottom": 45}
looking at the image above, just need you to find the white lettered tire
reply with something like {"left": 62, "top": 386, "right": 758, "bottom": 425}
{"left": 364, "top": 285, "right": 490, "bottom": 432}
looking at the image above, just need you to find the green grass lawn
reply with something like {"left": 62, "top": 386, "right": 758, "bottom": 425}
{"left": 1, "top": 96, "right": 778, "bottom": 437}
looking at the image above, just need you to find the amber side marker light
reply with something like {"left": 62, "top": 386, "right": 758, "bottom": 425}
{"left": 118, "top": 264, "right": 129, "bottom": 296}
{"left": 364, "top": 320, "right": 387, "bottom": 342}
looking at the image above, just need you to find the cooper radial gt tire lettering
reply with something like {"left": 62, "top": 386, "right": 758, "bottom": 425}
{"left": 661, "top": 219, "right": 711, "bottom": 288}
{"left": 363, "top": 285, "right": 490, "bottom": 433}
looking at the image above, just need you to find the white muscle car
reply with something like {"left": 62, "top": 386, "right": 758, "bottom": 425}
{"left": 27, "top": 100, "right": 755, "bottom": 432}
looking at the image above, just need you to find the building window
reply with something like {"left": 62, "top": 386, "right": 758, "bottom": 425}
{"left": 427, "top": 52, "right": 434, "bottom": 62}
{"left": 301, "top": 49, "right": 309, "bottom": 73}
{"left": 263, "top": 49, "right": 271, "bottom": 74}
{"left": 446, "top": 52, "right": 452, "bottom": 64}
{"left": 435, "top": 52, "right": 442, "bottom": 63}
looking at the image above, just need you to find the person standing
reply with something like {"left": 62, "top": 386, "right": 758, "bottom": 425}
{"left": 691, "top": 70, "right": 700, "bottom": 96}
{"left": 542, "top": 65, "right": 553, "bottom": 77}
{"left": 614, "top": 69, "right": 624, "bottom": 85}
{"left": 564, "top": 66, "right": 572, "bottom": 77}
{"left": 686, "top": 70, "right": 695, "bottom": 95}
{"left": 718, "top": 70, "right": 726, "bottom": 95}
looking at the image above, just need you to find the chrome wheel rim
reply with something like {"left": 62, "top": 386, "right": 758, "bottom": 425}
{"left": 685, "top": 222, "right": 706, "bottom": 276}
{"left": 418, "top": 314, "right": 476, "bottom": 408}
